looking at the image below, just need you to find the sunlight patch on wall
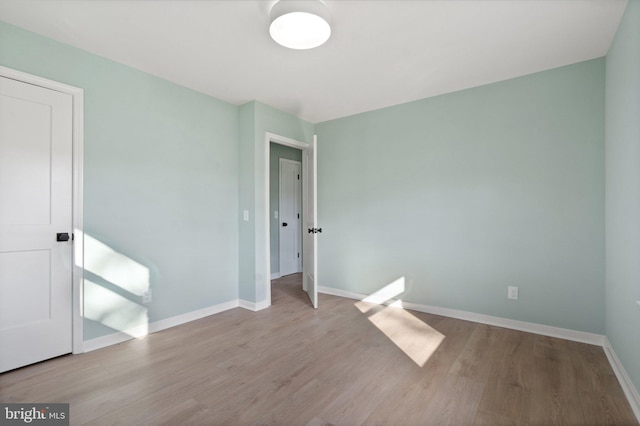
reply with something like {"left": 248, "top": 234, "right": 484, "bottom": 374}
{"left": 355, "top": 277, "right": 405, "bottom": 313}
{"left": 83, "top": 234, "right": 151, "bottom": 338}
{"left": 84, "top": 234, "right": 150, "bottom": 296}
{"left": 84, "top": 279, "right": 148, "bottom": 338}
{"left": 356, "top": 276, "right": 445, "bottom": 367}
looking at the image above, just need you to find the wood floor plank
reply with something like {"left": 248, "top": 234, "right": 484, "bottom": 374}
{"left": 530, "top": 336, "right": 587, "bottom": 425}
{"left": 252, "top": 379, "right": 344, "bottom": 426}
{"left": 421, "top": 373, "right": 485, "bottom": 426}
{"left": 1, "top": 273, "right": 637, "bottom": 426}
{"left": 314, "top": 355, "right": 415, "bottom": 425}
{"left": 473, "top": 329, "right": 535, "bottom": 424}
{"left": 568, "top": 340, "right": 638, "bottom": 425}
{"left": 449, "top": 323, "right": 512, "bottom": 383}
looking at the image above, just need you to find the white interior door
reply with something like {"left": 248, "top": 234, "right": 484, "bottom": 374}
{"left": 279, "top": 159, "right": 301, "bottom": 276}
{"left": 0, "top": 76, "right": 73, "bottom": 372}
{"left": 302, "top": 135, "right": 318, "bottom": 308}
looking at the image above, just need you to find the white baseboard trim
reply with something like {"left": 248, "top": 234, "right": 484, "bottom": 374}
{"left": 318, "top": 286, "right": 604, "bottom": 346}
{"left": 147, "top": 300, "right": 240, "bottom": 334}
{"left": 270, "top": 273, "right": 281, "bottom": 280}
{"left": 82, "top": 326, "right": 145, "bottom": 353}
{"left": 239, "top": 299, "right": 271, "bottom": 312}
{"left": 603, "top": 337, "right": 640, "bottom": 422}
{"left": 83, "top": 299, "right": 240, "bottom": 352}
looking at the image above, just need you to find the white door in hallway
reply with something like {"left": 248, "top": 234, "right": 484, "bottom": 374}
{"left": 302, "top": 135, "right": 318, "bottom": 308}
{"left": 279, "top": 159, "right": 302, "bottom": 276}
{"left": 0, "top": 76, "right": 73, "bottom": 372}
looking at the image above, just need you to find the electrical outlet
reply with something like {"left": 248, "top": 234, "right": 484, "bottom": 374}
{"left": 142, "top": 289, "right": 152, "bottom": 304}
{"left": 243, "top": 210, "right": 249, "bottom": 221}
{"left": 274, "top": 211, "right": 278, "bottom": 219}
{"left": 507, "top": 286, "right": 519, "bottom": 300}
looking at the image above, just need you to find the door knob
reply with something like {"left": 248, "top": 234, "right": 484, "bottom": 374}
{"left": 282, "top": 222, "right": 288, "bottom": 227}
{"left": 56, "top": 233, "right": 70, "bottom": 242}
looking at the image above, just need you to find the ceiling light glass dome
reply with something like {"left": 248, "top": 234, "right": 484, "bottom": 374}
{"left": 269, "top": 0, "right": 331, "bottom": 50}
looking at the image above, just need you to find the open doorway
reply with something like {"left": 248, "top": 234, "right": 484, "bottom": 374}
{"left": 264, "top": 133, "right": 318, "bottom": 309}
{"left": 269, "top": 144, "right": 302, "bottom": 280}
{"left": 269, "top": 142, "right": 305, "bottom": 306}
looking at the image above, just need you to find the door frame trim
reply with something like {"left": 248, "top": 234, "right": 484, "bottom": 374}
{"left": 278, "top": 158, "right": 302, "bottom": 276}
{"left": 0, "top": 66, "right": 84, "bottom": 354}
{"left": 264, "top": 132, "right": 308, "bottom": 306}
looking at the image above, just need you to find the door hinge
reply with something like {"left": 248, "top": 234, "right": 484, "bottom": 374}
{"left": 297, "top": 174, "right": 300, "bottom": 180}
{"left": 297, "top": 213, "right": 300, "bottom": 219}
{"left": 297, "top": 253, "right": 300, "bottom": 258}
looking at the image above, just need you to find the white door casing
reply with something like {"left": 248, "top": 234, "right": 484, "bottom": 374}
{"left": 0, "top": 66, "right": 84, "bottom": 371}
{"left": 279, "top": 159, "right": 302, "bottom": 276}
{"left": 302, "top": 135, "right": 318, "bottom": 308}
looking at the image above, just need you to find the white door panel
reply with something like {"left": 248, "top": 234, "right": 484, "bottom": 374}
{"left": 279, "top": 159, "right": 301, "bottom": 276}
{"left": 302, "top": 136, "right": 318, "bottom": 308}
{"left": 0, "top": 250, "right": 51, "bottom": 328}
{"left": 0, "top": 95, "right": 52, "bottom": 225}
{"left": 0, "top": 76, "right": 73, "bottom": 372}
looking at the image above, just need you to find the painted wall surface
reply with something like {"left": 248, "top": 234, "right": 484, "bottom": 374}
{"left": 269, "top": 143, "right": 303, "bottom": 274}
{"left": 238, "top": 101, "right": 313, "bottom": 303}
{"left": 316, "top": 59, "right": 605, "bottom": 333}
{"left": 0, "top": 21, "right": 239, "bottom": 340}
{"left": 238, "top": 102, "right": 256, "bottom": 302}
{"left": 605, "top": 0, "right": 640, "bottom": 393}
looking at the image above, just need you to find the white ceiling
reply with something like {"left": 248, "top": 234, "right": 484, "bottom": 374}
{"left": 0, "top": 0, "right": 628, "bottom": 123}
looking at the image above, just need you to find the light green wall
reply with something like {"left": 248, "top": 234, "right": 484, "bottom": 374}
{"left": 269, "top": 143, "right": 303, "bottom": 274}
{"left": 605, "top": 0, "right": 640, "bottom": 393}
{"left": 238, "top": 101, "right": 313, "bottom": 303}
{"left": 316, "top": 59, "right": 605, "bottom": 333}
{"left": 0, "top": 21, "right": 239, "bottom": 340}
{"left": 238, "top": 102, "right": 256, "bottom": 302}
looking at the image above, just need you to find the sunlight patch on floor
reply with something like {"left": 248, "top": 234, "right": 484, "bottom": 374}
{"left": 355, "top": 277, "right": 445, "bottom": 367}
{"left": 367, "top": 304, "right": 444, "bottom": 366}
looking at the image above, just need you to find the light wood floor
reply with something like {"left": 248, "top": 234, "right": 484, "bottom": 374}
{"left": 1, "top": 273, "right": 637, "bottom": 425}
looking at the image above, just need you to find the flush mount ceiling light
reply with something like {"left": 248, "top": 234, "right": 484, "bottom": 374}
{"left": 269, "top": 0, "right": 331, "bottom": 50}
